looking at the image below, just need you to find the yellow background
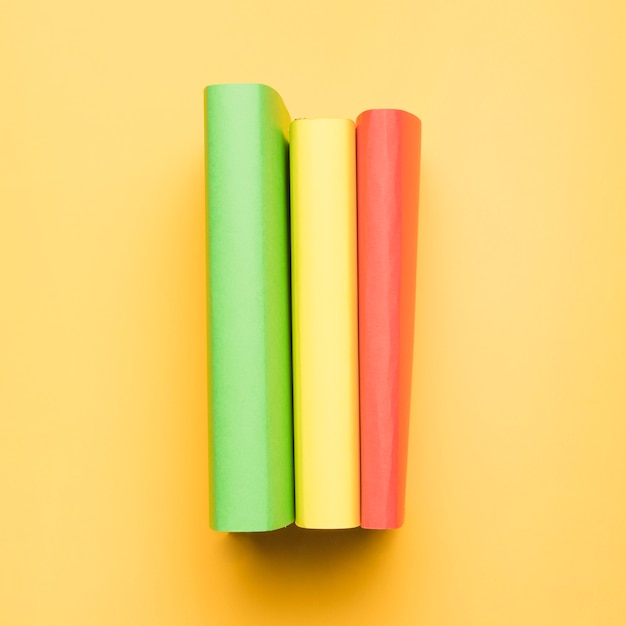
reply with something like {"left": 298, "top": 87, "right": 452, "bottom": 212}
{"left": 2, "top": 0, "right": 626, "bottom": 624}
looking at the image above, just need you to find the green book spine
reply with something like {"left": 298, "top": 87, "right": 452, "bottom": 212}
{"left": 204, "top": 83, "right": 294, "bottom": 532}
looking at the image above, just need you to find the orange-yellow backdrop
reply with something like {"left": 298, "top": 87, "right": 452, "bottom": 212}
{"left": 2, "top": 1, "right": 626, "bottom": 624}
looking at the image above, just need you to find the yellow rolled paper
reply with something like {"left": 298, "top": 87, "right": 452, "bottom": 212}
{"left": 289, "top": 118, "right": 360, "bottom": 529}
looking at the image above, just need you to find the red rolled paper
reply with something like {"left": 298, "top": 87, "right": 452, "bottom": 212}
{"left": 356, "top": 109, "right": 421, "bottom": 529}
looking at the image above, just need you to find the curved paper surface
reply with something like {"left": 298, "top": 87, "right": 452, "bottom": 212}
{"left": 290, "top": 118, "right": 360, "bottom": 529}
{"left": 356, "top": 109, "right": 421, "bottom": 529}
{"left": 204, "top": 83, "right": 294, "bottom": 532}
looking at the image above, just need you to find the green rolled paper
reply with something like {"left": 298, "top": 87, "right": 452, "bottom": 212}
{"left": 204, "top": 83, "right": 294, "bottom": 532}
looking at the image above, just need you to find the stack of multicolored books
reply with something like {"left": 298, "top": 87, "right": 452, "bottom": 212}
{"left": 204, "top": 83, "right": 421, "bottom": 532}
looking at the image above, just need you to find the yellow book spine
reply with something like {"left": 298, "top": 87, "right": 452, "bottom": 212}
{"left": 289, "top": 119, "right": 360, "bottom": 529}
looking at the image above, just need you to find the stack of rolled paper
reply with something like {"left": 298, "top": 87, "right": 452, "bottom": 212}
{"left": 204, "top": 83, "right": 421, "bottom": 532}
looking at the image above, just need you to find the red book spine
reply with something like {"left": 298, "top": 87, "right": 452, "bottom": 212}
{"left": 356, "top": 109, "right": 421, "bottom": 529}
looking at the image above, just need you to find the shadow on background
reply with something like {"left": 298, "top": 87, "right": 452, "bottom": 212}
{"left": 230, "top": 523, "right": 387, "bottom": 568}
{"left": 219, "top": 523, "right": 396, "bottom": 617}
